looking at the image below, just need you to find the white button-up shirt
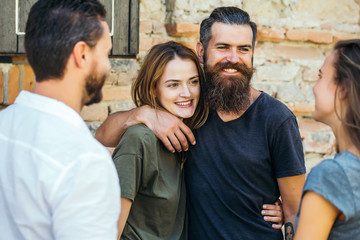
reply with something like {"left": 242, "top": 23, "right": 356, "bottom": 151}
{"left": 0, "top": 91, "right": 120, "bottom": 240}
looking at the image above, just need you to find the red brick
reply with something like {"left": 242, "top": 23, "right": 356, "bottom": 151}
{"left": 165, "top": 23, "right": 200, "bottom": 38}
{"left": 286, "top": 29, "right": 333, "bottom": 44}
{"left": 0, "top": 68, "right": 3, "bottom": 104}
{"left": 333, "top": 33, "right": 359, "bottom": 43}
{"left": 255, "top": 44, "right": 324, "bottom": 59}
{"left": 22, "top": 65, "right": 35, "bottom": 92}
{"left": 293, "top": 104, "right": 314, "bottom": 115}
{"left": 8, "top": 65, "right": 20, "bottom": 104}
{"left": 307, "top": 31, "right": 333, "bottom": 44}
{"left": 101, "top": 86, "right": 132, "bottom": 101}
{"left": 286, "top": 29, "right": 307, "bottom": 41}
{"left": 298, "top": 118, "right": 331, "bottom": 133}
{"left": 257, "top": 28, "right": 284, "bottom": 42}
{"left": 12, "top": 56, "right": 27, "bottom": 62}
{"left": 80, "top": 103, "right": 108, "bottom": 121}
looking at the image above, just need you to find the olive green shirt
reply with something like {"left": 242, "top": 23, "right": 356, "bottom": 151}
{"left": 113, "top": 124, "right": 186, "bottom": 240}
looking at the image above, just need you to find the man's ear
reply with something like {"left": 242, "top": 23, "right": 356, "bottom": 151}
{"left": 196, "top": 42, "right": 205, "bottom": 64}
{"left": 72, "top": 41, "right": 89, "bottom": 68}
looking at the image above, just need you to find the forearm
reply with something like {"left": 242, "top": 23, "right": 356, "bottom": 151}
{"left": 284, "top": 215, "right": 296, "bottom": 240}
{"left": 117, "top": 197, "right": 132, "bottom": 238}
{"left": 284, "top": 213, "right": 296, "bottom": 228}
{"left": 95, "top": 107, "right": 145, "bottom": 147}
{"left": 278, "top": 175, "right": 305, "bottom": 240}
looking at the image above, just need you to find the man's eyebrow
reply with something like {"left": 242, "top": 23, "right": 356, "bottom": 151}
{"left": 214, "top": 43, "right": 252, "bottom": 48}
{"left": 238, "top": 44, "right": 252, "bottom": 48}
{"left": 214, "top": 42, "right": 230, "bottom": 46}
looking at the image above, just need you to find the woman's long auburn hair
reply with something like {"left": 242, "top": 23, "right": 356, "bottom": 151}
{"left": 132, "top": 41, "right": 208, "bottom": 130}
{"left": 333, "top": 39, "right": 360, "bottom": 151}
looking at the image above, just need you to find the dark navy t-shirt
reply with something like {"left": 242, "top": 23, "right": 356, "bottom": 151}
{"left": 185, "top": 92, "right": 305, "bottom": 240}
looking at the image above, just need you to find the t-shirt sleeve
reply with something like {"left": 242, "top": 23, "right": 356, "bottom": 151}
{"left": 303, "top": 159, "right": 355, "bottom": 220}
{"left": 271, "top": 116, "right": 306, "bottom": 178}
{"left": 112, "top": 125, "right": 147, "bottom": 201}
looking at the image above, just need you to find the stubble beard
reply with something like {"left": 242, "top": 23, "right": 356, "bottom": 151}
{"left": 204, "top": 60, "right": 255, "bottom": 114}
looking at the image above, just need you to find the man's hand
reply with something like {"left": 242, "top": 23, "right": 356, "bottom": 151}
{"left": 95, "top": 105, "right": 196, "bottom": 152}
{"left": 139, "top": 106, "right": 195, "bottom": 152}
{"left": 262, "top": 199, "right": 283, "bottom": 229}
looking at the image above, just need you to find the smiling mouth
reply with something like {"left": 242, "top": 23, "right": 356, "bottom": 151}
{"left": 223, "top": 68, "right": 238, "bottom": 73}
{"left": 176, "top": 100, "right": 192, "bottom": 106}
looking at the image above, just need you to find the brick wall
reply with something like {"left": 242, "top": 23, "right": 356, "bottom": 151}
{"left": 0, "top": 57, "right": 35, "bottom": 106}
{"left": 1, "top": 0, "right": 359, "bottom": 170}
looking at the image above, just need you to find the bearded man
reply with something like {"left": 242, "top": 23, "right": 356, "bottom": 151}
{"left": 96, "top": 6, "right": 305, "bottom": 240}
{"left": 0, "top": 1, "right": 120, "bottom": 239}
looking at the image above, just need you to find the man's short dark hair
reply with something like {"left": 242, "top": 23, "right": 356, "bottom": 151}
{"left": 200, "top": 7, "right": 257, "bottom": 52}
{"left": 25, "top": 0, "right": 106, "bottom": 82}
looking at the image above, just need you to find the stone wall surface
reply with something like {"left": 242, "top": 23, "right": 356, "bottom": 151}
{"left": 1, "top": 0, "right": 360, "bottom": 170}
{"left": 115, "top": 0, "right": 359, "bottom": 169}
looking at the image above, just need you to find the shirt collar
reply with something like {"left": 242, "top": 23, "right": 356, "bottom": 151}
{"left": 15, "top": 91, "right": 88, "bottom": 131}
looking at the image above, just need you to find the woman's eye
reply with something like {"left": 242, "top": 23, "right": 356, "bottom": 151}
{"left": 168, "top": 83, "right": 178, "bottom": 88}
{"left": 190, "top": 79, "right": 199, "bottom": 85}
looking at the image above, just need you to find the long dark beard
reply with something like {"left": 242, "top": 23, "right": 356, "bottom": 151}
{"left": 204, "top": 62, "right": 255, "bottom": 114}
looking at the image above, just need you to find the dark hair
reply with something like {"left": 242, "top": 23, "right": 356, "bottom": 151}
{"left": 333, "top": 39, "right": 360, "bottom": 150}
{"left": 132, "top": 41, "right": 208, "bottom": 130}
{"left": 199, "top": 7, "right": 257, "bottom": 52}
{"left": 25, "top": 0, "right": 106, "bottom": 82}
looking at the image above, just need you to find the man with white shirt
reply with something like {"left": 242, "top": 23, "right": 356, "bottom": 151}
{"left": 0, "top": 0, "right": 120, "bottom": 239}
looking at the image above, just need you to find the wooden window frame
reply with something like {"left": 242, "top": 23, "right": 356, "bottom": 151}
{"left": 0, "top": 0, "right": 139, "bottom": 57}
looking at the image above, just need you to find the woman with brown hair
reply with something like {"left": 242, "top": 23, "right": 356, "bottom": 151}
{"left": 295, "top": 39, "right": 360, "bottom": 239}
{"left": 112, "top": 41, "right": 208, "bottom": 239}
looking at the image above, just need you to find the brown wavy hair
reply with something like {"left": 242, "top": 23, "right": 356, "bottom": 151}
{"left": 132, "top": 41, "right": 208, "bottom": 130}
{"left": 333, "top": 39, "right": 360, "bottom": 151}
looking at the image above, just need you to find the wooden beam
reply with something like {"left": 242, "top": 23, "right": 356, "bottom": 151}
{"left": 0, "top": 0, "right": 16, "bottom": 53}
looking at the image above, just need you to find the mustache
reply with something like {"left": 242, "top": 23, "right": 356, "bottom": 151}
{"left": 206, "top": 62, "right": 254, "bottom": 76}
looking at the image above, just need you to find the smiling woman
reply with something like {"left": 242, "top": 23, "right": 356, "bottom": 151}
{"left": 132, "top": 41, "right": 208, "bottom": 130}
{"left": 112, "top": 41, "right": 208, "bottom": 240}
{"left": 156, "top": 56, "right": 200, "bottom": 120}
